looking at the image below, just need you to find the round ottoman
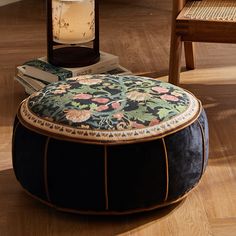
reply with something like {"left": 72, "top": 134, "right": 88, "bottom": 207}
{"left": 12, "top": 74, "right": 209, "bottom": 215}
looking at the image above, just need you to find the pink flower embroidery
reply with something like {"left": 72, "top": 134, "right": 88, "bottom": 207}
{"left": 111, "top": 102, "right": 121, "bottom": 109}
{"left": 152, "top": 86, "right": 169, "bottom": 93}
{"left": 73, "top": 93, "right": 92, "bottom": 100}
{"left": 130, "top": 121, "right": 145, "bottom": 129}
{"left": 96, "top": 105, "right": 109, "bottom": 112}
{"left": 113, "top": 112, "right": 124, "bottom": 120}
{"left": 65, "top": 109, "right": 91, "bottom": 123}
{"left": 92, "top": 98, "right": 110, "bottom": 104}
{"left": 149, "top": 118, "right": 160, "bottom": 126}
{"left": 160, "top": 94, "right": 179, "bottom": 101}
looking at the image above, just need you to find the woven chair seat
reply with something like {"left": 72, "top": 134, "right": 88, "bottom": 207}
{"left": 179, "top": 0, "right": 236, "bottom": 22}
{"left": 169, "top": 0, "right": 236, "bottom": 84}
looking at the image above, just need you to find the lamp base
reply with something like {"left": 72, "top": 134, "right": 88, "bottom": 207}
{"left": 48, "top": 46, "right": 100, "bottom": 68}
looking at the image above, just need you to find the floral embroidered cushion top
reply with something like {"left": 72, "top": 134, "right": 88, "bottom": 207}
{"left": 18, "top": 75, "right": 201, "bottom": 143}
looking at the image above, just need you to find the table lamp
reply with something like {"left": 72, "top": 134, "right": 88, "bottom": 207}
{"left": 47, "top": 0, "right": 100, "bottom": 67}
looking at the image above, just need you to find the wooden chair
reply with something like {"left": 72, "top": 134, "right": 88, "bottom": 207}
{"left": 169, "top": 0, "right": 236, "bottom": 85}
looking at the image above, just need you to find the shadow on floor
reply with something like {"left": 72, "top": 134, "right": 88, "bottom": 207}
{"left": 0, "top": 168, "right": 183, "bottom": 236}
{"left": 183, "top": 83, "right": 236, "bottom": 164}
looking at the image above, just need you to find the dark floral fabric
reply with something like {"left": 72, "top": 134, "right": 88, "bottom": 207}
{"left": 27, "top": 75, "right": 196, "bottom": 130}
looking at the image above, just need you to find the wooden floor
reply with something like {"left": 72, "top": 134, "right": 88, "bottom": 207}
{"left": 0, "top": 0, "right": 236, "bottom": 235}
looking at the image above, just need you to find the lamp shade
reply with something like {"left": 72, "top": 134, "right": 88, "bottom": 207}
{"left": 52, "top": 0, "right": 95, "bottom": 44}
{"left": 47, "top": 0, "right": 100, "bottom": 68}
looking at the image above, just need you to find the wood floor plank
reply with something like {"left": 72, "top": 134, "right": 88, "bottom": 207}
{"left": 210, "top": 218, "right": 236, "bottom": 236}
{"left": 118, "top": 188, "right": 213, "bottom": 236}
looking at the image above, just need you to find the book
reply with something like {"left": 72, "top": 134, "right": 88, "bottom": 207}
{"left": 16, "top": 73, "right": 47, "bottom": 90}
{"left": 14, "top": 76, "right": 37, "bottom": 94}
{"left": 15, "top": 64, "right": 132, "bottom": 95}
{"left": 17, "top": 51, "right": 119, "bottom": 83}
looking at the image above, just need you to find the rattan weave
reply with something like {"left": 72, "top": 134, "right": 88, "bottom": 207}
{"left": 183, "top": 0, "right": 236, "bottom": 21}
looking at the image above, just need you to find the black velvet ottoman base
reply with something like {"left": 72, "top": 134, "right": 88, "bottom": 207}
{"left": 12, "top": 75, "right": 209, "bottom": 215}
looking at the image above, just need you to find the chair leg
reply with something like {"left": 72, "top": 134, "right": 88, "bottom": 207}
{"left": 184, "top": 42, "right": 195, "bottom": 70}
{"left": 169, "top": 34, "right": 182, "bottom": 85}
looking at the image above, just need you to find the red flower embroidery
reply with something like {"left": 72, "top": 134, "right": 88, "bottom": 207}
{"left": 113, "top": 112, "right": 124, "bottom": 120}
{"left": 152, "top": 86, "right": 169, "bottom": 93}
{"left": 92, "top": 98, "right": 110, "bottom": 104}
{"left": 149, "top": 118, "right": 160, "bottom": 126}
{"left": 130, "top": 121, "right": 145, "bottom": 129}
{"left": 96, "top": 105, "right": 109, "bottom": 112}
{"left": 111, "top": 102, "right": 121, "bottom": 109}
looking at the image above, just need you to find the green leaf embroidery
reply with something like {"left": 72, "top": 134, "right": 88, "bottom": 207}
{"left": 158, "top": 108, "right": 173, "bottom": 120}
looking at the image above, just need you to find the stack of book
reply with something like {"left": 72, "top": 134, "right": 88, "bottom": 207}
{"left": 15, "top": 51, "right": 132, "bottom": 94}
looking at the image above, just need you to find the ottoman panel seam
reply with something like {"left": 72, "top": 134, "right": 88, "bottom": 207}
{"left": 162, "top": 138, "right": 169, "bottom": 202}
{"left": 12, "top": 121, "right": 20, "bottom": 180}
{"left": 196, "top": 119, "right": 206, "bottom": 179}
{"left": 44, "top": 137, "right": 51, "bottom": 203}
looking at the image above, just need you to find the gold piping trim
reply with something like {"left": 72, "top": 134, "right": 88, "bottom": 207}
{"left": 162, "top": 138, "right": 169, "bottom": 202}
{"left": 197, "top": 120, "right": 206, "bottom": 178}
{"left": 12, "top": 121, "right": 20, "bottom": 174}
{"left": 44, "top": 137, "right": 51, "bottom": 203}
{"left": 18, "top": 175, "right": 204, "bottom": 216}
{"left": 16, "top": 104, "right": 203, "bottom": 146}
{"left": 104, "top": 145, "right": 109, "bottom": 210}
{"left": 12, "top": 121, "right": 20, "bottom": 155}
